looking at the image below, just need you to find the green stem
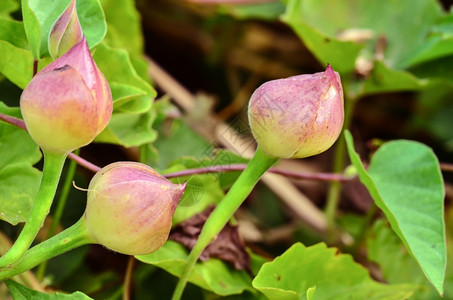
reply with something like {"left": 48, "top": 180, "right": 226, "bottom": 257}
{"left": 0, "top": 218, "right": 93, "bottom": 279}
{"left": 171, "top": 147, "right": 278, "bottom": 300}
{"left": 36, "top": 149, "right": 79, "bottom": 280}
{"left": 0, "top": 151, "right": 67, "bottom": 268}
{"left": 325, "top": 99, "right": 355, "bottom": 242}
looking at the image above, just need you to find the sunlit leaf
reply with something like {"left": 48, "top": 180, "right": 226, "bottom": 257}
{"left": 0, "top": 19, "right": 28, "bottom": 48}
{"left": 345, "top": 130, "right": 446, "bottom": 295}
{"left": 0, "top": 41, "right": 33, "bottom": 89}
{"left": 0, "top": 0, "right": 18, "bottom": 19}
{"left": 21, "top": 0, "right": 41, "bottom": 59}
{"left": 368, "top": 219, "right": 453, "bottom": 300}
{"left": 252, "top": 242, "right": 416, "bottom": 300}
{"left": 0, "top": 102, "right": 41, "bottom": 225}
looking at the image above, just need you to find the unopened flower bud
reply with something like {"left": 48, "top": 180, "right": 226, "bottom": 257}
{"left": 248, "top": 65, "right": 344, "bottom": 158}
{"left": 20, "top": 38, "right": 112, "bottom": 154}
{"left": 48, "top": 0, "right": 83, "bottom": 60}
{"left": 84, "top": 162, "right": 186, "bottom": 255}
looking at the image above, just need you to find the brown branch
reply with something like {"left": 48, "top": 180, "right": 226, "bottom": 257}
{"left": 440, "top": 163, "right": 453, "bottom": 173}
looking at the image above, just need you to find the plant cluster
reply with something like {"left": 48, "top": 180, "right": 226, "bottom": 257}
{"left": 0, "top": 0, "right": 451, "bottom": 299}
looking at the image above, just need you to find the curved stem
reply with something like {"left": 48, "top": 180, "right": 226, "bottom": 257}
{"left": 0, "top": 151, "right": 67, "bottom": 268}
{"left": 36, "top": 149, "right": 79, "bottom": 280}
{"left": 171, "top": 147, "right": 278, "bottom": 300}
{"left": 0, "top": 218, "right": 93, "bottom": 279}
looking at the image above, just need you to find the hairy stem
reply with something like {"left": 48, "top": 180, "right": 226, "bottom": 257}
{"left": 0, "top": 218, "right": 93, "bottom": 279}
{"left": 171, "top": 147, "right": 278, "bottom": 300}
{"left": 0, "top": 151, "right": 67, "bottom": 268}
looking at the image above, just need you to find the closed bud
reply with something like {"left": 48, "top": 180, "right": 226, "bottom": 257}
{"left": 248, "top": 65, "right": 344, "bottom": 158}
{"left": 48, "top": 0, "right": 83, "bottom": 60}
{"left": 84, "top": 162, "right": 186, "bottom": 255}
{"left": 20, "top": 38, "right": 112, "bottom": 154}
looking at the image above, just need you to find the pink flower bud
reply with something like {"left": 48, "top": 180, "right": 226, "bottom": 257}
{"left": 20, "top": 38, "right": 112, "bottom": 154}
{"left": 48, "top": 0, "right": 83, "bottom": 60}
{"left": 248, "top": 65, "right": 344, "bottom": 158}
{"left": 84, "top": 162, "right": 186, "bottom": 255}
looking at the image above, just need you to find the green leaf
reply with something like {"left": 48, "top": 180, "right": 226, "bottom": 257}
{"left": 0, "top": 102, "right": 41, "bottom": 225}
{"left": 344, "top": 130, "right": 446, "bottom": 295}
{"left": 0, "top": 0, "right": 19, "bottom": 19}
{"left": 95, "top": 109, "right": 157, "bottom": 147}
{"left": 27, "top": 0, "right": 106, "bottom": 58}
{"left": 398, "top": 14, "right": 453, "bottom": 68}
{"left": 281, "top": 0, "right": 443, "bottom": 73}
{"left": 252, "top": 242, "right": 416, "bottom": 300}
{"left": 5, "top": 279, "right": 93, "bottom": 299}
{"left": 151, "top": 118, "right": 211, "bottom": 170}
{"left": 21, "top": 0, "right": 41, "bottom": 59}
{"left": 135, "top": 240, "right": 256, "bottom": 296}
{"left": 368, "top": 219, "right": 453, "bottom": 300}
{"left": 282, "top": 3, "right": 361, "bottom": 74}
{"left": 76, "top": 0, "right": 107, "bottom": 49}
{"left": 100, "top": 0, "right": 144, "bottom": 55}
{"left": 93, "top": 41, "right": 155, "bottom": 112}
{"left": 0, "top": 41, "right": 33, "bottom": 89}
{"left": 0, "top": 19, "right": 28, "bottom": 48}
{"left": 359, "top": 61, "right": 427, "bottom": 96}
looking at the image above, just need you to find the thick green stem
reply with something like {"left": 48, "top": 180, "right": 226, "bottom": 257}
{"left": 36, "top": 149, "right": 79, "bottom": 280}
{"left": 171, "top": 147, "right": 278, "bottom": 300}
{"left": 0, "top": 218, "right": 93, "bottom": 279}
{"left": 0, "top": 151, "right": 67, "bottom": 268}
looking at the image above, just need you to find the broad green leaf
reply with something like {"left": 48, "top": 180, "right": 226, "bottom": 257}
{"left": 110, "top": 83, "right": 147, "bottom": 112}
{"left": 5, "top": 279, "right": 93, "bottom": 299}
{"left": 344, "top": 130, "right": 446, "bottom": 295}
{"left": 27, "top": 0, "right": 106, "bottom": 58}
{"left": 93, "top": 42, "right": 155, "bottom": 112}
{"left": 282, "top": 5, "right": 360, "bottom": 74}
{"left": 76, "top": 0, "right": 107, "bottom": 49}
{"left": 282, "top": 0, "right": 443, "bottom": 74}
{"left": 359, "top": 61, "right": 427, "bottom": 96}
{"left": 252, "top": 242, "right": 416, "bottom": 300}
{"left": 21, "top": 0, "right": 41, "bottom": 59}
{"left": 136, "top": 240, "right": 256, "bottom": 296}
{"left": 93, "top": 42, "right": 153, "bottom": 94}
{"left": 0, "top": 102, "right": 41, "bottom": 225}
{"left": 151, "top": 118, "right": 211, "bottom": 170}
{"left": 100, "top": 0, "right": 144, "bottom": 55}
{"left": 0, "top": 0, "right": 19, "bottom": 19}
{"left": 95, "top": 109, "right": 157, "bottom": 147}
{"left": 399, "top": 14, "right": 453, "bottom": 68}
{"left": 368, "top": 220, "right": 453, "bottom": 300}
{"left": 0, "top": 19, "right": 28, "bottom": 48}
{"left": 0, "top": 41, "right": 33, "bottom": 89}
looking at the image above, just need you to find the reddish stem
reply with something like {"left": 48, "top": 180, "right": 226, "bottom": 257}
{"left": 33, "top": 60, "right": 38, "bottom": 77}
{"left": 164, "top": 164, "right": 351, "bottom": 182}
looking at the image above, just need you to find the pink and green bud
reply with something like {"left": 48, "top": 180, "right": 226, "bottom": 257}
{"left": 248, "top": 65, "right": 344, "bottom": 158}
{"left": 48, "top": 0, "right": 83, "bottom": 60}
{"left": 20, "top": 38, "right": 112, "bottom": 154}
{"left": 84, "top": 162, "right": 186, "bottom": 255}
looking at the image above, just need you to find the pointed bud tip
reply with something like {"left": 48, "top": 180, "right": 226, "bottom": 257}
{"left": 324, "top": 64, "right": 336, "bottom": 78}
